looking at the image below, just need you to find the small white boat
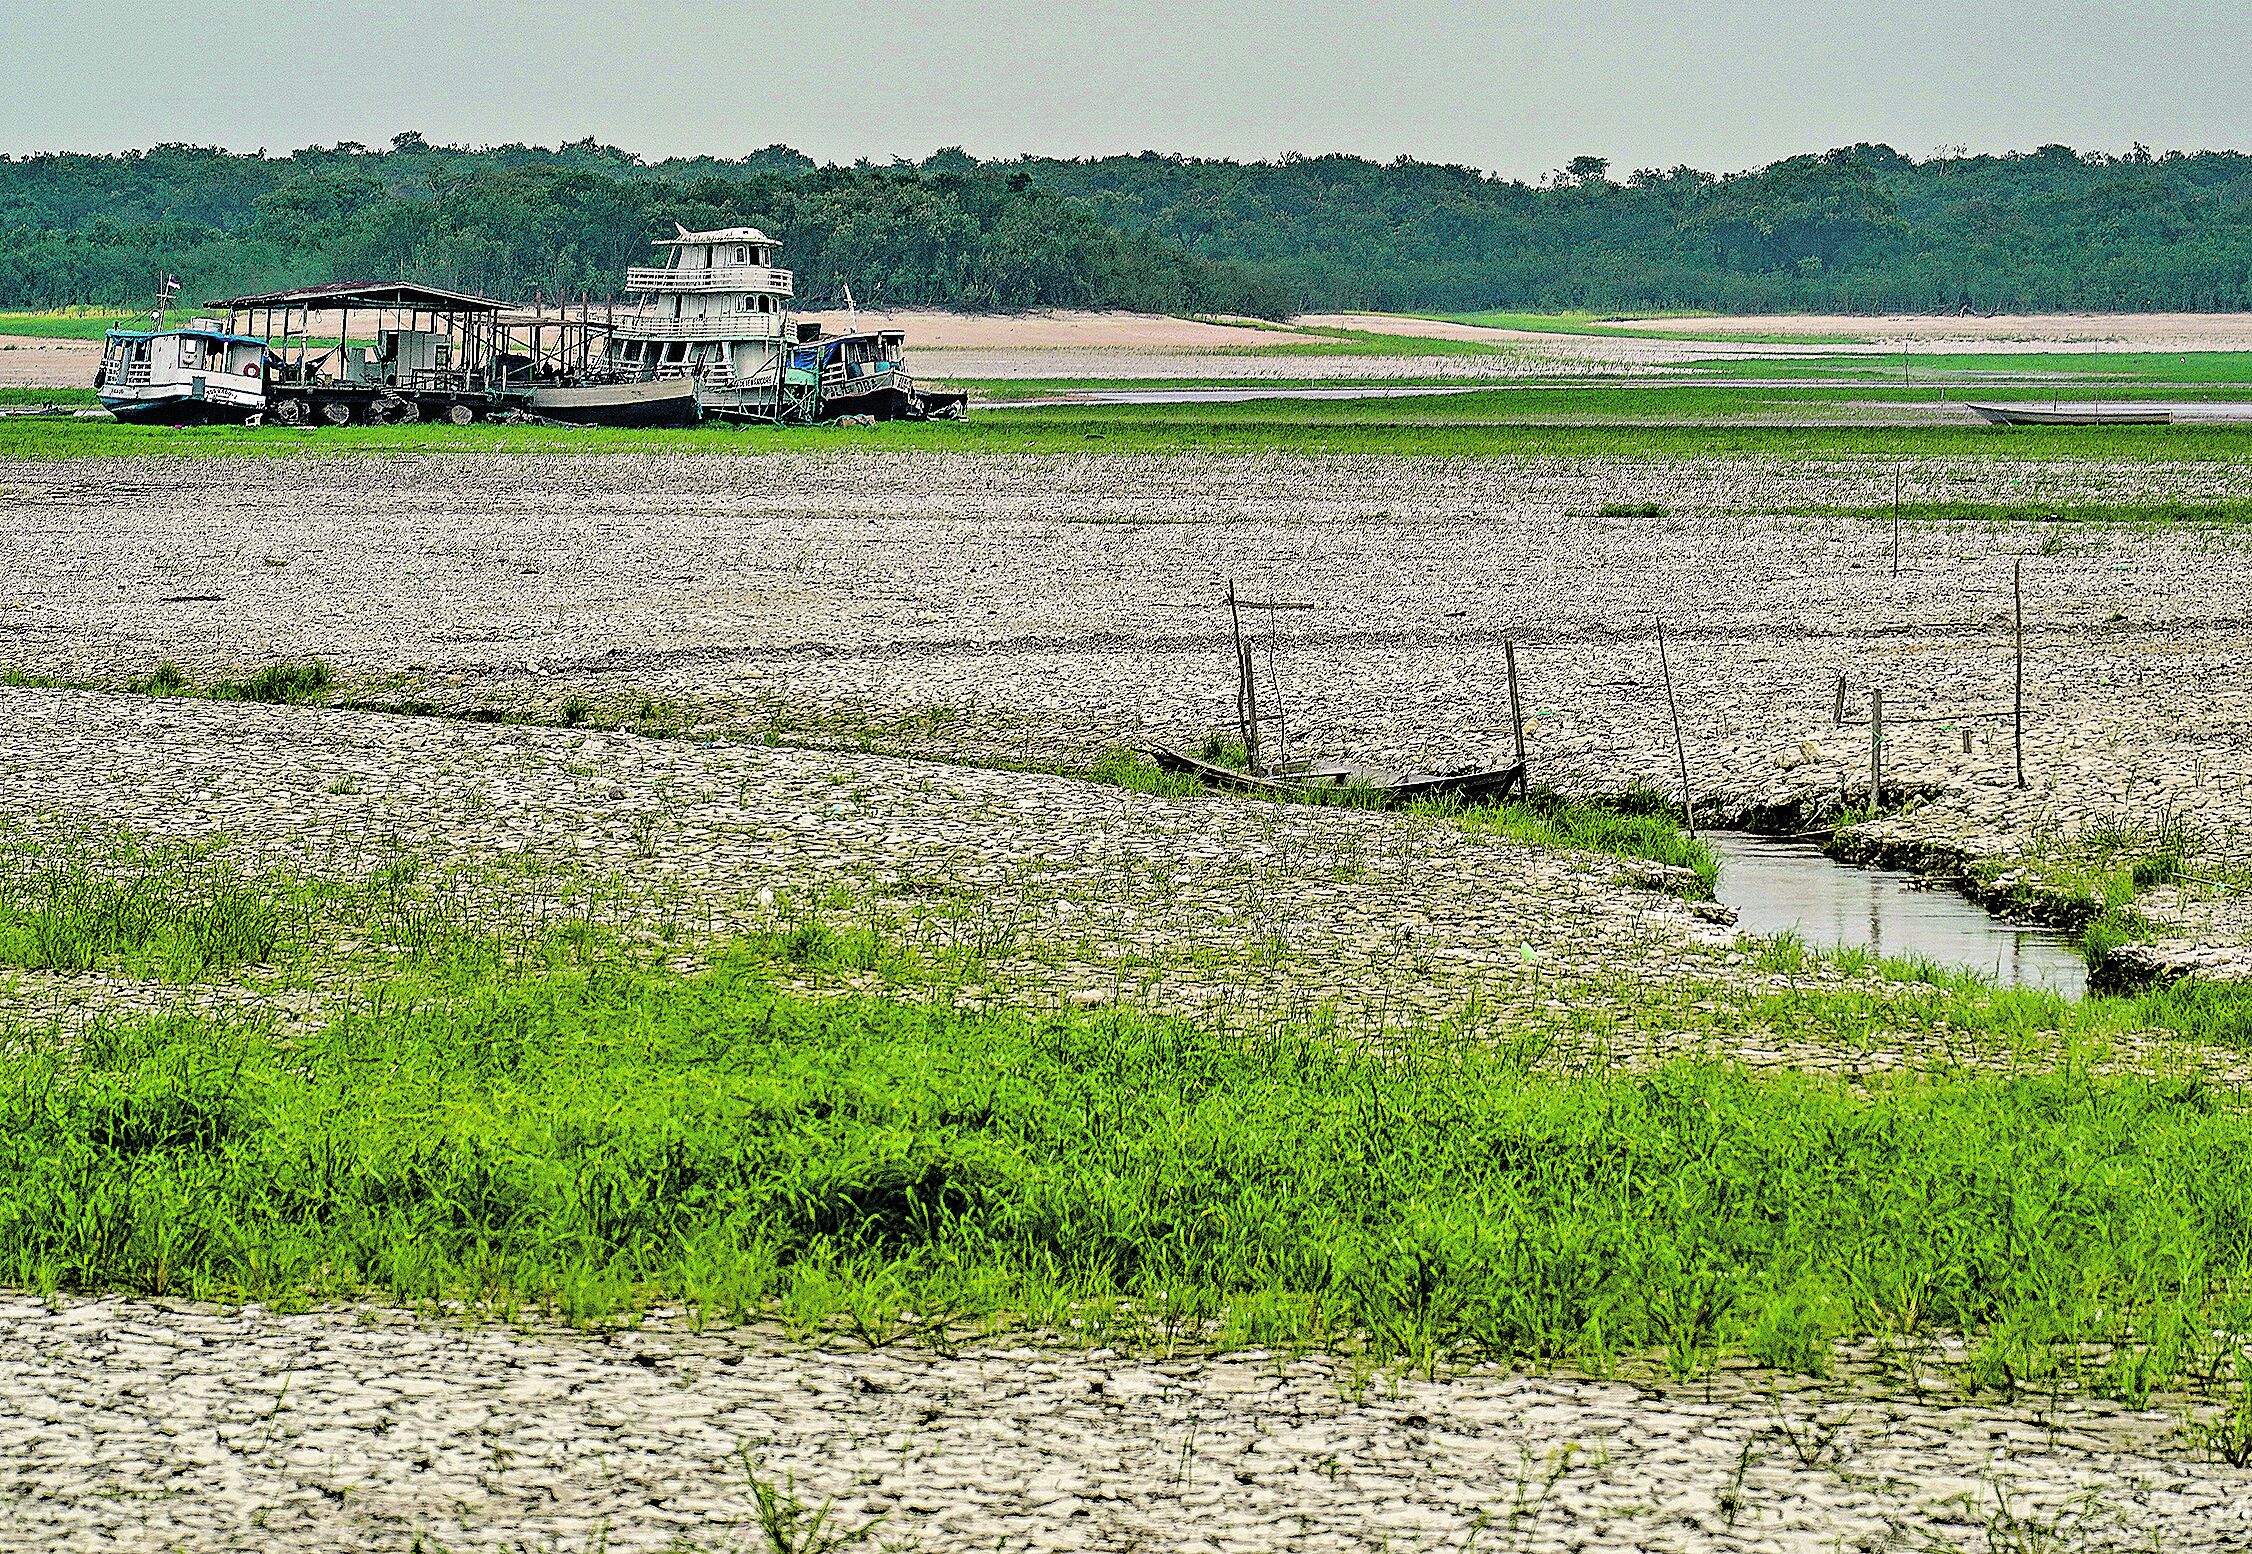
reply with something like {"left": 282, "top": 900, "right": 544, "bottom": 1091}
{"left": 1967, "top": 402, "right": 2172, "bottom": 427}
{"left": 95, "top": 319, "right": 270, "bottom": 424}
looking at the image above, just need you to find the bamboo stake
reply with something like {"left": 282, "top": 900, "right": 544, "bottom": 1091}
{"left": 1870, "top": 687, "right": 1884, "bottom": 812}
{"left": 1227, "top": 580, "right": 1259, "bottom": 774}
{"left": 2014, "top": 559, "right": 2026, "bottom": 788}
{"left": 1504, "top": 639, "right": 1527, "bottom": 781}
{"left": 1655, "top": 618, "right": 1695, "bottom": 837}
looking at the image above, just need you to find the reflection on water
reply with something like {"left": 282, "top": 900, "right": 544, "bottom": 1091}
{"left": 1708, "top": 832, "right": 2088, "bottom": 999}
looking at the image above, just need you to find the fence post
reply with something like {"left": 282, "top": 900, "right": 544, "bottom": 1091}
{"left": 1870, "top": 687, "right": 1883, "bottom": 812}
{"left": 1504, "top": 638, "right": 1528, "bottom": 784}
{"left": 1656, "top": 617, "right": 1696, "bottom": 837}
{"left": 2013, "top": 559, "right": 2026, "bottom": 789}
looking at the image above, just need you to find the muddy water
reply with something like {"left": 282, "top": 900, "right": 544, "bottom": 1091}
{"left": 1708, "top": 832, "right": 2088, "bottom": 998}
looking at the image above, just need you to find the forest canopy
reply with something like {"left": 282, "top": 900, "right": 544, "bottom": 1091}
{"left": 1, "top": 136, "right": 2247, "bottom": 316}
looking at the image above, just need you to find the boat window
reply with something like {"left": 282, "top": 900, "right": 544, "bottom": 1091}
{"left": 735, "top": 246, "right": 747, "bottom": 264}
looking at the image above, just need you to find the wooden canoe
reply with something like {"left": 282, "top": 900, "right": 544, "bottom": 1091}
{"left": 1144, "top": 747, "right": 1526, "bottom": 805}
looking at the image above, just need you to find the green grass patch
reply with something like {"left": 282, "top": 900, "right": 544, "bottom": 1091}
{"left": 0, "top": 841, "right": 292, "bottom": 978}
{"left": 1456, "top": 790, "right": 1716, "bottom": 894}
{"left": 1090, "top": 752, "right": 1716, "bottom": 891}
{"left": 0, "top": 307, "right": 192, "bottom": 341}
{"left": 0, "top": 387, "right": 96, "bottom": 407}
{"left": 127, "top": 658, "right": 330, "bottom": 705}
{"left": 6, "top": 925, "right": 2252, "bottom": 1394}
{"left": 15, "top": 404, "right": 2252, "bottom": 463}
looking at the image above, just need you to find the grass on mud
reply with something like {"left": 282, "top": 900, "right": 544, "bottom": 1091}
{"left": 1092, "top": 748, "right": 1716, "bottom": 892}
{"left": 8, "top": 842, "right": 2252, "bottom": 1401}
{"left": 13, "top": 396, "right": 2252, "bottom": 462}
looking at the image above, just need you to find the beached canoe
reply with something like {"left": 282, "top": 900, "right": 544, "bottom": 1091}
{"left": 1967, "top": 402, "right": 2171, "bottom": 426}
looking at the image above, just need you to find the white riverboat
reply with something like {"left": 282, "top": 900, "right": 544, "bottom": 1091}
{"left": 94, "top": 318, "right": 270, "bottom": 424}
{"left": 605, "top": 225, "right": 963, "bottom": 421}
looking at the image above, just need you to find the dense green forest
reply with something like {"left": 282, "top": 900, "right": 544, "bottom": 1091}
{"left": 2, "top": 134, "right": 2248, "bottom": 315}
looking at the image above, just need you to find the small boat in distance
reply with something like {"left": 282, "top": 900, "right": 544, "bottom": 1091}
{"left": 1967, "top": 402, "right": 2172, "bottom": 426}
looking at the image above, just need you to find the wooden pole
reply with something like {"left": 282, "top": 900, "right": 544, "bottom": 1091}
{"left": 1833, "top": 673, "right": 1848, "bottom": 725}
{"left": 1227, "top": 580, "right": 1259, "bottom": 773}
{"left": 1655, "top": 617, "right": 1696, "bottom": 837}
{"left": 1892, "top": 464, "right": 1902, "bottom": 577}
{"left": 2014, "top": 558, "right": 2026, "bottom": 789}
{"left": 1869, "top": 686, "right": 1883, "bottom": 812}
{"left": 1504, "top": 638, "right": 1527, "bottom": 780}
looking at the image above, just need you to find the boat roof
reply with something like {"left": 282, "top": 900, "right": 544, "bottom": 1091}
{"left": 208, "top": 281, "right": 509, "bottom": 313}
{"left": 105, "top": 326, "right": 265, "bottom": 346}
{"left": 658, "top": 225, "right": 775, "bottom": 245}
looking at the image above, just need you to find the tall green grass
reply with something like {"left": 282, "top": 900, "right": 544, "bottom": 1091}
{"left": 0, "top": 842, "right": 289, "bottom": 978}
{"left": 6, "top": 943, "right": 2252, "bottom": 1397}
{"left": 4, "top": 844, "right": 2252, "bottom": 1395}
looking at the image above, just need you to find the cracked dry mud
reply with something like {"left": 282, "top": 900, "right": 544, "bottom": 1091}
{"left": 4, "top": 448, "right": 2251, "bottom": 963}
{"left": 5, "top": 448, "right": 2252, "bottom": 1550}
{"left": 9, "top": 1295, "right": 2248, "bottom": 1554}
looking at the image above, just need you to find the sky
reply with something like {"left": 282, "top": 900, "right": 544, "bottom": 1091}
{"left": 3, "top": 0, "right": 2246, "bottom": 178}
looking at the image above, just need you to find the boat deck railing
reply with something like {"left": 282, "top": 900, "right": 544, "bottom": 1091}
{"left": 624, "top": 265, "right": 793, "bottom": 294}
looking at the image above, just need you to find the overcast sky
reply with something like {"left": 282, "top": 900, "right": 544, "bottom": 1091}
{"left": 4, "top": 0, "right": 2245, "bottom": 177}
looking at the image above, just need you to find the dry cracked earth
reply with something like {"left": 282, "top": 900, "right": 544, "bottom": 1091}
{"left": 4, "top": 449, "right": 2252, "bottom": 1550}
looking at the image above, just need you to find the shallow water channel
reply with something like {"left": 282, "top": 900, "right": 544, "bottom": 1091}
{"left": 1706, "top": 832, "right": 2088, "bottom": 998}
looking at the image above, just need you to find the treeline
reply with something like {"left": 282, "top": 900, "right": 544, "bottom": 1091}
{"left": 1020, "top": 142, "right": 2252, "bottom": 314}
{"left": 3, "top": 135, "right": 2250, "bottom": 315}
{"left": 0, "top": 137, "right": 1291, "bottom": 315}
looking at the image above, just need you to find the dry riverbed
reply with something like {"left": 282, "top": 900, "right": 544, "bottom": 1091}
{"left": 4, "top": 448, "right": 2250, "bottom": 971}
{"left": 5, "top": 447, "right": 2252, "bottom": 1551}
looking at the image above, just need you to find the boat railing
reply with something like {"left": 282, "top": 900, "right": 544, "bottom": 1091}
{"left": 623, "top": 265, "right": 794, "bottom": 294}
{"left": 609, "top": 309, "right": 793, "bottom": 341}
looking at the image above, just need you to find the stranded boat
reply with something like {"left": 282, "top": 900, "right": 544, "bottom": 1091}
{"left": 95, "top": 228, "right": 966, "bottom": 429}
{"left": 1967, "top": 401, "right": 2172, "bottom": 426}
{"left": 94, "top": 319, "right": 270, "bottom": 424}
{"left": 606, "top": 224, "right": 966, "bottom": 422}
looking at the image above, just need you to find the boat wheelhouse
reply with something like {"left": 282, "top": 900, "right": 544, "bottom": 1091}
{"left": 95, "top": 320, "right": 269, "bottom": 424}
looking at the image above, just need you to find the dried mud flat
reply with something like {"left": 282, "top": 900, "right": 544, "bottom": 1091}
{"left": 0, "top": 333, "right": 97, "bottom": 389}
{"left": 4, "top": 448, "right": 2251, "bottom": 966}
{"left": 8, "top": 1294, "right": 2247, "bottom": 1554}
{"left": 7, "top": 447, "right": 2252, "bottom": 1550}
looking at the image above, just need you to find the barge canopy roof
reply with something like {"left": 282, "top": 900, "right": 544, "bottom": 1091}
{"left": 208, "top": 281, "right": 509, "bottom": 313}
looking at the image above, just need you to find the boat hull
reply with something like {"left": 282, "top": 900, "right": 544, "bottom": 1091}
{"left": 1967, "top": 402, "right": 2171, "bottom": 426}
{"left": 524, "top": 378, "right": 701, "bottom": 429}
{"left": 98, "top": 393, "right": 262, "bottom": 426}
